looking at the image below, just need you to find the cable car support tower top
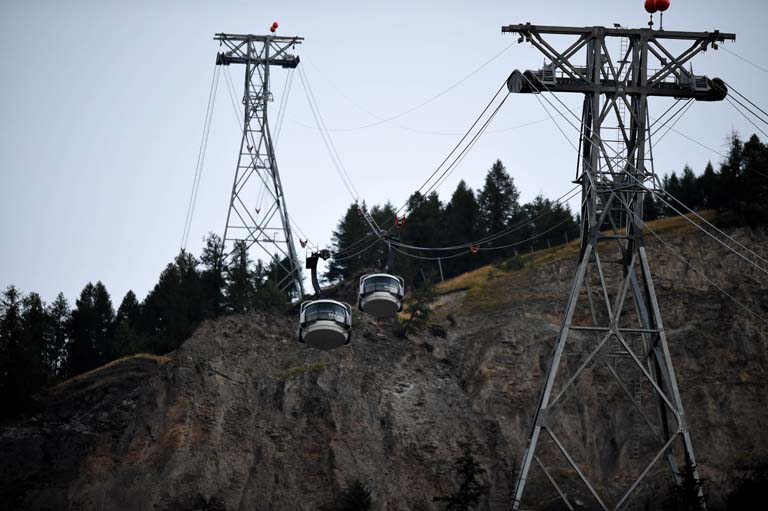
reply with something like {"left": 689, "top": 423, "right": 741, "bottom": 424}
{"left": 502, "top": 22, "right": 734, "bottom": 510}
{"left": 215, "top": 32, "right": 305, "bottom": 298}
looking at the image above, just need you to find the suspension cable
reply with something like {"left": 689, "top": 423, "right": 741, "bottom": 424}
{"left": 181, "top": 64, "right": 220, "bottom": 250}
{"left": 529, "top": 75, "right": 768, "bottom": 277}
{"left": 295, "top": 43, "right": 515, "bottom": 133}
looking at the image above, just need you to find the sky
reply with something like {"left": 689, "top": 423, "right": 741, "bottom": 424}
{"left": 1, "top": 0, "right": 767, "bottom": 306}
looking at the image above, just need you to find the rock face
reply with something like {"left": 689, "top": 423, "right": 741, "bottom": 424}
{"left": 1, "top": 225, "right": 767, "bottom": 510}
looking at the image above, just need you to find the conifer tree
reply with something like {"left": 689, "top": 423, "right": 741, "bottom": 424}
{"left": 112, "top": 290, "right": 144, "bottom": 357}
{"left": 68, "top": 282, "right": 114, "bottom": 375}
{"left": 326, "top": 202, "right": 374, "bottom": 282}
{"left": 0, "top": 286, "right": 26, "bottom": 415}
{"left": 434, "top": 444, "right": 489, "bottom": 511}
{"left": 443, "top": 181, "right": 480, "bottom": 277}
{"left": 226, "top": 241, "right": 255, "bottom": 313}
{"left": 697, "top": 162, "right": 720, "bottom": 210}
{"left": 46, "top": 292, "right": 70, "bottom": 381}
{"left": 478, "top": 160, "right": 520, "bottom": 249}
{"left": 200, "top": 232, "right": 227, "bottom": 316}
{"left": 21, "top": 292, "right": 48, "bottom": 395}
{"left": 142, "top": 252, "right": 204, "bottom": 353}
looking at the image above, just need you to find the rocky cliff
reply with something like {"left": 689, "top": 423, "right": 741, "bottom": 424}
{"left": 1, "top": 217, "right": 767, "bottom": 510}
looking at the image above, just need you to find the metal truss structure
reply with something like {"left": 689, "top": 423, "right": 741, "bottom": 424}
{"left": 216, "top": 33, "right": 305, "bottom": 298}
{"left": 501, "top": 23, "right": 735, "bottom": 510}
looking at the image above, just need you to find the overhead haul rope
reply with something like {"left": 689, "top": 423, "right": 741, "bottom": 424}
{"left": 391, "top": 195, "right": 588, "bottom": 262}
{"left": 304, "top": 73, "right": 515, "bottom": 260}
{"left": 525, "top": 73, "right": 768, "bottom": 277}
{"left": 522, "top": 73, "right": 768, "bottom": 323}
{"left": 614, "top": 192, "right": 768, "bottom": 328}
{"left": 727, "top": 97, "right": 768, "bottom": 139}
{"left": 295, "top": 42, "right": 515, "bottom": 133}
{"left": 723, "top": 47, "right": 768, "bottom": 74}
{"left": 181, "top": 64, "right": 221, "bottom": 250}
{"left": 722, "top": 80, "right": 768, "bottom": 121}
{"left": 390, "top": 185, "right": 581, "bottom": 252}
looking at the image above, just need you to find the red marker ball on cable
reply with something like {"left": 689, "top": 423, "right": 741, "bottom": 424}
{"left": 645, "top": 0, "right": 658, "bottom": 13}
{"left": 655, "top": 0, "right": 670, "bottom": 12}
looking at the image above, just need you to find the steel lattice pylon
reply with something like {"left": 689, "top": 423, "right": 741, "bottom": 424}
{"left": 216, "top": 32, "right": 305, "bottom": 298}
{"left": 502, "top": 24, "right": 735, "bottom": 510}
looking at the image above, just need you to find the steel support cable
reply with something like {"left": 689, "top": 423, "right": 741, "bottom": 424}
{"left": 526, "top": 74, "right": 768, "bottom": 277}
{"left": 722, "top": 80, "right": 768, "bottom": 121}
{"left": 650, "top": 100, "right": 696, "bottom": 148}
{"left": 274, "top": 68, "right": 295, "bottom": 146}
{"left": 616, "top": 194, "right": 768, "bottom": 328}
{"left": 722, "top": 47, "right": 768, "bottom": 74}
{"left": 331, "top": 236, "right": 383, "bottom": 262}
{"left": 390, "top": 185, "right": 581, "bottom": 252}
{"left": 296, "top": 43, "right": 515, "bottom": 133}
{"left": 555, "top": 97, "right": 768, "bottom": 276}
{"left": 331, "top": 80, "right": 514, "bottom": 260}
{"left": 182, "top": 64, "right": 221, "bottom": 250}
{"left": 622, "top": 173, "right": 768, "bottom": 275}
{"left": 298, "top": 66, "right": 386, "bottom": 240}
{"left": 390, "top": 81, "right": 509, "bottom": 219}
{"left": 420, "top": 93, "right": 512, "bottom": 201}
{"left": 391, "top": 208, "right": 582, "bottom": 261}
{"left": 297, "top": 65, "right": 387, "bottom": 242}
{"left": 298, "top": 66, "right": 361, "bottom": 199}
{"left": 726, "top": 97, "right": 768, "bottom": 139}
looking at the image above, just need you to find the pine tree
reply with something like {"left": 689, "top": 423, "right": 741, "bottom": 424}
{"left": 443, "top": 181, "right": 480, "bottom": 277}
{"left": 326, "top": 202, "right": 376, "bottom": 283}
{"left": 478, "top": 160, "right": 520, "bottom": 255}
{"left": 0, "top": 286, "right": 26, "bottom": 415}
{"left": 434, "top": 445, "right": 490, "bottom": 511}
{"left": 111, "top": 290, "right": 145, "bottom": 358}
{"left": 20, "top": 292, "right": 48, "bottom": 396}
{"left": 141, "top": 252, "right": 205, "bottom": 353}
{"left": 68, "top": 282, "right": 114, "bottom": 375}
{"left": 46, "top": 293, "right": 70, "bottom": 380}
{"left": 518, "top": 196, "right": 578, "bottom": 253}
{"left": 678, "top": 165, "right": 700, "bottom": 210}
{"left": 738, "top": 134, "right": 768, "bottom": 225}
{"left": 200, "top": 232, "right": 227, "bottom": 316}
{"left": 226, "top": 241, "right": 256, "bottom": 313}
{"left": 698, "top": 162, "right": 720, "bottom": 210}
{"left": 402, "top": 192, "right": 444, "bottom": 285}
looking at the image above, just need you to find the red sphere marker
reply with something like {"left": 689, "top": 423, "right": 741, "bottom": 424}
{"left": 655, "top": 0, "right": 670, "bottom": 12}
{"left": 645, "top": 0, "right": 658, "bottom": 13}
{"left": 270, "top": 21, "right": 279, "bottom": 33}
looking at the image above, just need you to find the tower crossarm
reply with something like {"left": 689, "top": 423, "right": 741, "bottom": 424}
{"left": 214, "top": 33, "right": 303, "bottom": 68}
{"left": 502, "top": 23, "right": 735, "bottom": 101}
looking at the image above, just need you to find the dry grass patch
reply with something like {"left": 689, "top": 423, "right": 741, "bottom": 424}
{"left": 49, "top": 353, "right": 171, "bottom": 395}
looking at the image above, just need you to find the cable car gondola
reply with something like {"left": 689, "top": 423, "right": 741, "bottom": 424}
{"left": 298, "top": 299, "right": 352, "bottom": 349}
{"left": 358, "top": 273, "right": 405, "bottom": 318}
{"left": 298, "top": 250, "right": 353, "bottom": 350}
{"left": 357, "top": 237, "right": 405, "bottom": 319}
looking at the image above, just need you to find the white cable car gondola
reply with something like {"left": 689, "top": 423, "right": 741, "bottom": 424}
{"left": 358, "top": 273, "right": 405, "bottom": 318}
{"left": 298, "top": 299, "right": 352, "bottom": 349}
{"left": 357, "top": 237, "right": 405, "bottom": 318}
{"left": 298, "top": 250, "right": 353, "bottom": 350}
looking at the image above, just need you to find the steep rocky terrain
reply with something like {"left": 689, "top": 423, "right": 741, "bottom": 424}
{"left": 1, "top": 216, "right": 767, "bottom": 510}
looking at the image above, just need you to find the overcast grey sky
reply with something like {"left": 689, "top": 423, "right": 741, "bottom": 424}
{"left": 2, "top": 0, "right": 767, "bottom": 306}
